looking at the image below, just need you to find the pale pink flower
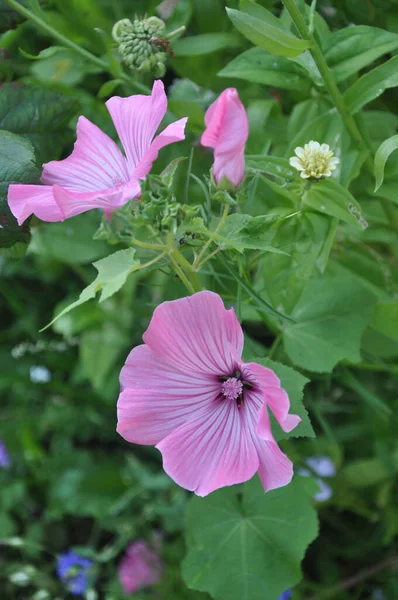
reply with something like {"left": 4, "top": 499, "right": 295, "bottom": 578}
{"left": 8, "top": 80, "right": 187, "bottom": 225}
{"left": 201, "top": 88, "right": 249, "bottom": 188}
{"left": 118, "top": 541, "right": 162, "bottom": 594}
{"left": 117, "top": 291, "right": 300, "bottom": 497}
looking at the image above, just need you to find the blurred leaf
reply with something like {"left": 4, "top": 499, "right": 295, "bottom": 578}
{"left": 371, "top": 302, "right": 398, "bottom": 341}
{"left": 344, "top": 56, "right": 398, "bottom": 115}
{"left": 218, "top": 48, "right": 310, "bottom": 90}
{"left": 303, "top": 179, "right": 368, "bottom": 229}
{"left": 80, "top": 323, "right": 128, "bottom": 392}
{"left": 0, "top": 83, "right": 79, "bottom": 162}
{"left": 182, "top": 477, "right": 318, "bottom": 600}
{"left": 226, "top": 4, "right": 311, "bottom": 58}
{"left": 374, "top": 134, "right": 398, "bottom": 191}
{"left": 324, "top": 25, "right": 398, "bottom": 82}
{"left": 29, "top": 46, "right": 101, "bottom": 86}
{"left": 283, "top": 274, "right": 377, "bottom": 372}
{"left": 0, "top": 130, "right": 40, "bottom": 250}
{"left": 29, "top": 212, "right": 109, "bottom": 264}
{"left": 173, "top": 32, "right": 242, "bottom": 56}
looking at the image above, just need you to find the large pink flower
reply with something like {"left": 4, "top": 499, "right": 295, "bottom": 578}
{"left": 118, "top": 541, "right": 162, "bottom": 594}
{"left": 8, "top": 80, "right": 187, "bottom": 225}
{"left": 117, "top": 291, "right": 300, "bottom": 497}
{"left": 201, "top": 88, "right": 249, "bottom": 188}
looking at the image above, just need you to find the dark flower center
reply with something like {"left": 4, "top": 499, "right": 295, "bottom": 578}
{"left": 219, "top": 370, "right": 252, "bottom": 408}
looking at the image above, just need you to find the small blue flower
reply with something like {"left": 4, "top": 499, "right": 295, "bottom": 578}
{"left": 57, "top": 551, "right": 93, "bottom": 595}
{"left": 278, "top": 591, "right": 292, "bottom": 600}
{"left": 0, "top": 440, "right": 10, "bottom": 468}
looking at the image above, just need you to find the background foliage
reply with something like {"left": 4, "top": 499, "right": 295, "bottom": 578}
{"left": 1, "top": 0, "right": 398, "bottom": 599}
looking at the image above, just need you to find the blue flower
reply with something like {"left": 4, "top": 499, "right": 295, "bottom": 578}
{"left": 0, "top": 440, "right": 10, "bottom": 468}
{"left": 278, "top": 591, "right": 292, "bottom": 600}
{"left": 57, "top": 551, "right": 93, "bottom": 595}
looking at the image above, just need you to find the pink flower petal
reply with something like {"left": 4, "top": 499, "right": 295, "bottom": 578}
{"left": 201, "top": 88, "right": 248, "bottom": 187}
{"left": 246, "top": 362, "right": 301, "bottom": 434}
{"left": 142, "top": 291, "right": 244, "bottom": 376}
{"left": 7, "top": 184, "right": 63, "bottom": 224}
{"left": 52, "top": 180, "right": 141, "bottom": 220}
{"left": 117, "top": 345, "right": 219, "bottom": 445}
{"left": 133, "top": 118, "right": 188, "bottom": 180}
{"left": 42, "top": 116, "right": 129, "bottom": 192}
{"left": 156, "top": 399, "right": 259, "bottom": 497}
{"left": 244, "top": 397, "right": 294, "bottom": 492}
{"left": 106, "top": 80, "right": 167, "bottom": 176}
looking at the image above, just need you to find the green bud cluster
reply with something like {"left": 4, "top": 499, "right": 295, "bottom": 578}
{"left": 112, "top": 16, "right": 168, "bottom": 78}
{"left": 134, "top": 175, "right": 200, "bottom": 235}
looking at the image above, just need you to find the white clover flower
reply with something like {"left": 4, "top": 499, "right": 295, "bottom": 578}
{"left": 289, "top": 140, "right": 339, "bottom": 179}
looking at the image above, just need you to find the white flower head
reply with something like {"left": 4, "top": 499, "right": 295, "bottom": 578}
{"left": 289, "top": 140, "right": 339, "bottom": 179}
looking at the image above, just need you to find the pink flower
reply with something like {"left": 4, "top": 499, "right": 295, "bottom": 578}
{"left": 201, "top": 88, "right": 249, "bottom": 188}
{"left": 117, "top": 291, "right": 300, "bottom": 497}
{"left": 118, "top": 541, "right": 162, "bottom": 594}
{"left": 8, "top": 80, "right": 187, "bottom": 225}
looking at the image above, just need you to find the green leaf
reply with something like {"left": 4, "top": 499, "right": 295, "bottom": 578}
{"left": 30, "top": 46, "right": 101, "bottom": 87}
{"left": 254, "top": 359, "right": 314, "bottom": 441}
{"left": 218, "top": 47, "right": 310, "bottom": 90}
{"left": 217, "top": 253, "right": 294, "bottom": 324}
{"left": 283, "top": 274, "right": 377, "bottom": 372}
{"left": 205, "top": 213, "right": 287, "bottom": 253}
{"left": 339, "top": 369, "right": 392, "bottom": 419}
{"left": 226, "top": 6, "right": 310, "bottom": 58}
{"left": 246, "top": 155, "right": 300, "bottom": 181}
{"left": 344, "top": 56, "right": 398, "bottom": 115}
{"left": 371, "top": 302, "right": 398, "bottom": 342}
{"left": 182, "top": 477, "right": 319, "bottom": 600}
{"left": 374, "top": 134, "right": 398, "bottom": 191}
{"left": 173, "top": 32, "right": 242, "bottom": 56}
{"left": 259, "top": 212, "right": 329, "bottom": 314}
{"left": 29, "top": 212, "right": 109, "bottom": 264}
{"left": 0, "top": 83, "right": 79, "bottom": 163}
{"left": 0, "top": 130, "right": 40, "bottom": 250}
{"left": 303, "top": 179, "right": 368, "bottom": 229}
{"left": 324, "top": 26, "right": 398, "bottom": 83}
{"left": 43, "top": 249, "right": 140, "bottom": 330}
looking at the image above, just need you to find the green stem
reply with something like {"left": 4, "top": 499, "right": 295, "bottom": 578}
{"left": 4, "top": 0, "right": 149, "bottom": 93}
{"left": 130, "top": 238, "right": 166, "bottom": 252}
{"left": 193, "top": 203, "right": 229, "bottom": 269}
{"left": 167, "top": 233, "right": 202, "bottom": 293}
{"left": 282, "top": 0, "right": 398, "bottom": 233}
{"left": 267, "top": 332, "right": 282, "bottom": 361}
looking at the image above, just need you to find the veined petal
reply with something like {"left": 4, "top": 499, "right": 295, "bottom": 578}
{"left": 52, "top": 180, "right": 140, "bottom": 220}
{"left": 201, "top": 88, "right": 248, "bottom": 187}
{"left": 117, "top": 345, "right": 219, "bottom": 445}
{"left": 156, "top": 399, "right": 259, "bottom": 496}
{"left": 8, "top": 184, "right": 64, "bottom": 224}
{"left": 244, "top": 397, "right": 294, "bottom": 492}
{"left": 42, "top": 116, "right": 129, "bottom": 192}
{"left": 245, "top": 362, "right": 301, "bottom": 434}
{"left": 106, "top": 80, "right": 167, "bottom": 176}
{"left": 142, "top": 291, "right": 244, "bottom": 376}
{"left": 212, "top": 149, "right": 246, "bottom": 188}
{"left": 133, "top": 118, "right": 187, "bottom": 180}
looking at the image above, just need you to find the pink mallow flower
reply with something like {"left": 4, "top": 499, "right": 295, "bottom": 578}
{"left": 8, "top": 80, "right": 187, "bottom": 225}
{"left": 118, "top": 541, "right": 162, "bottom": 595}
{"left": 201, "top": 88, "right": 249, "bottom": 188}
{"left": 117, "top": 291, "right": 300, "bottom": 497}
